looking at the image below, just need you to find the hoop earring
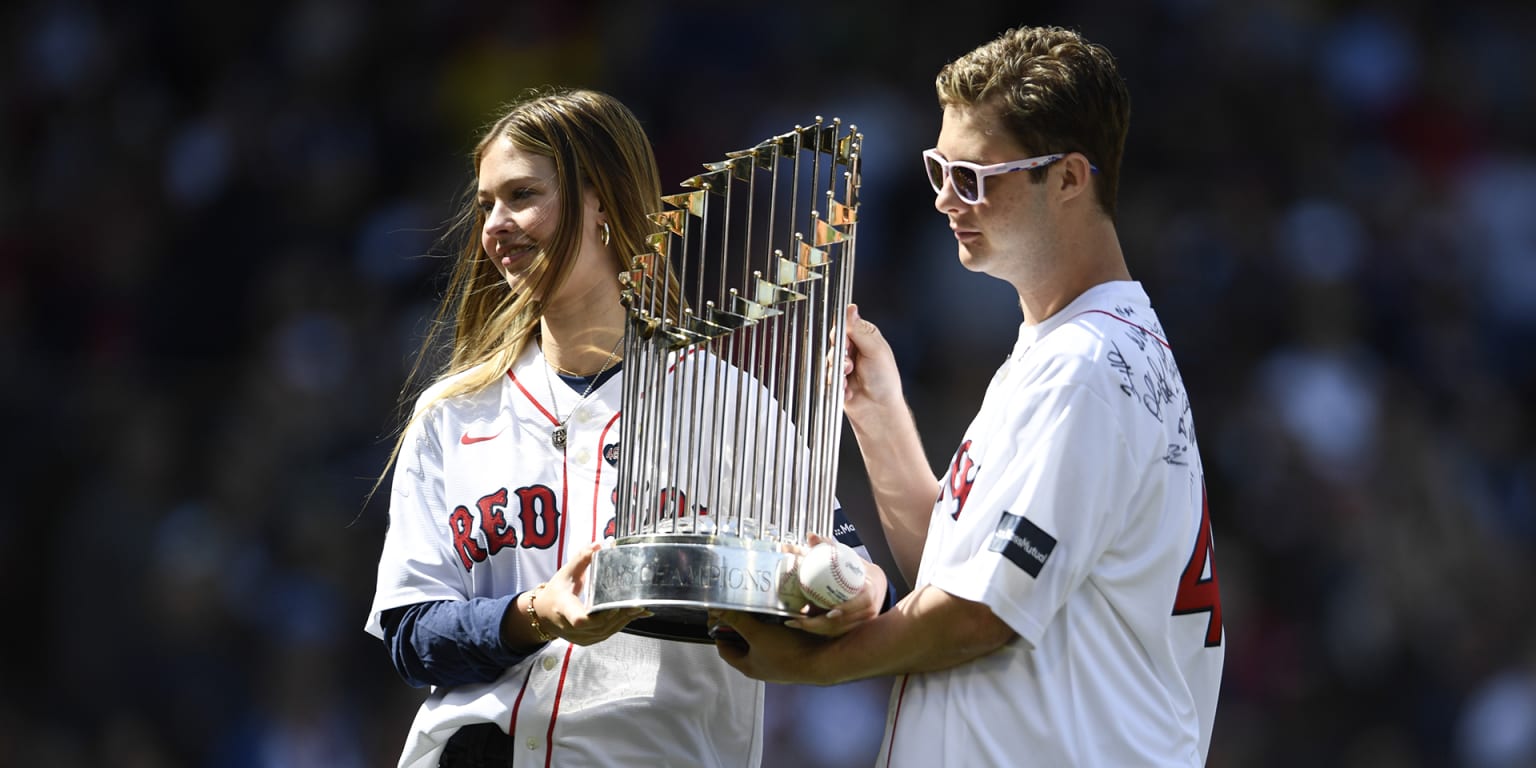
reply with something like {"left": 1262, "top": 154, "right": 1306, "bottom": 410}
{"left": 600, "top": 221, "right": 611, "bottom": 247}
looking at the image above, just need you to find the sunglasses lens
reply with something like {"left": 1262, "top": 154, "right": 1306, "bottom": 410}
{"left": 923, "top": 155, "right": 945, "bottom": 192}
{"left": 952, "top": 167, "right": 979, "bottom": 202}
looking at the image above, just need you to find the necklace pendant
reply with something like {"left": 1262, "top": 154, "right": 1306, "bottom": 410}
{"left": 551, "top": 424, "right": 568, "bottom": 451}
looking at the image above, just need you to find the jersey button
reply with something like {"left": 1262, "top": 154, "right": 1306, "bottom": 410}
{"left": 542, "top": 656, "right": 557, "bottom": 671}
{"left": 574, "top": 449, "right": 592, "bottom": 465}
{"left": 526, "top": 737, "right": 539, "bottom": 750}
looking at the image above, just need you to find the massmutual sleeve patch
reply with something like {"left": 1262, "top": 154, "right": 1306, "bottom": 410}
{"left": 831, "top": 507, "right": 864, "bottom": 549}
{"left": 989, "top": 512, "right": 1057, "bottom": 578}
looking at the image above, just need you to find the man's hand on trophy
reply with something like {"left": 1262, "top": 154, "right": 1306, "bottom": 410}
{"left": 542, "top": 542, "right": 651, "bottom": 646}
{"left": 708, "top": 608, "right": 834, "bottom": 686}
{"left": 841, "top": 303, "right": 905, "bottom": 426}
{"left": 785, "top": 534, "right": 887, "bottom": 638}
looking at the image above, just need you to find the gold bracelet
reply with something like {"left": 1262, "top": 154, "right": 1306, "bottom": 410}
{"left": 527, "top": 583, "right": 554, "bottom": 642}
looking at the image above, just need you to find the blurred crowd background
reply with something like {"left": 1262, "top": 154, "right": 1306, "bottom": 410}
{"left": 3, "top": 0, "right": 1534, "bottom": 766}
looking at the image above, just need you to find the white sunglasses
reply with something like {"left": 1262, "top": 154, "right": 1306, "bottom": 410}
{"left": 922, "top": 149, "right": 1096, "bottom": 203}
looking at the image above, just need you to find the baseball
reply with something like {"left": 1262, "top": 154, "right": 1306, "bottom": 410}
{"left": 797, "top": 541, "right": 866, "bottom": 609}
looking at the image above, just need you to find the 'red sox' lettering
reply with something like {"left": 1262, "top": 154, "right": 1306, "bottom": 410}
{"left": 477, "top": 488, "right": 516, "bottom": 555}
{"left": 451, "top": 485, "right": 562, "bottom": 571}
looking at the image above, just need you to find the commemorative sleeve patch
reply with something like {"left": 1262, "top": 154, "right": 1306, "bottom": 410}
{"left": 989, "top": 512, "right": 1056, "bottom": 578}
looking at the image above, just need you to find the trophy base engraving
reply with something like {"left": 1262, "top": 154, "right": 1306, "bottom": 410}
{"left": 588, "top": 534, "right": 807, "bottom": 643}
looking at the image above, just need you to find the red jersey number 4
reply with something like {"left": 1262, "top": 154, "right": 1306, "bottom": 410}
{"left": 1172, "top": 487, "right": 1223, "bottom": 647}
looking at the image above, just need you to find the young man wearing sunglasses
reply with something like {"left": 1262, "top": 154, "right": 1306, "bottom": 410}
{"left": 712, "top": 25, "right": 1224, "bottom": 767}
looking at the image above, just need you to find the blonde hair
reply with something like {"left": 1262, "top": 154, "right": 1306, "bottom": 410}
{"left": 936, "top": 26, "right": 1131, "bottom": 218}
{"left": 372, "top": 88, "right": 669, "bottom": 499}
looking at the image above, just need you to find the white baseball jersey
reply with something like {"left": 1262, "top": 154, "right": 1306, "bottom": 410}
{"left": 877, "top": 281, "right": 1224, "bottom": 768}
{"left": 366, "top": 343, "right": 785, "bottom": 768}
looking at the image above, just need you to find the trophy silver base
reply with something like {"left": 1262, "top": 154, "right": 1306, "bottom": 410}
{"left": 588, "top": 534, "right": 807, "bottom": 643}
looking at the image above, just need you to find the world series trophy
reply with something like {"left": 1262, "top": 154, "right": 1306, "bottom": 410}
{"left": 587, "top": 117, "right": 862, "bottom": 642}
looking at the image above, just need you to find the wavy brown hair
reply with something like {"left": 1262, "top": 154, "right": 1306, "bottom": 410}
{"left": 935, "top": 26, "right": 1131, "bottom": 218}
{"left": 372, "top": 88, "right": 671, "bottom": 499}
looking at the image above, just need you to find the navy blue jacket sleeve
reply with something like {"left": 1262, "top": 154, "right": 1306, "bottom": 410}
{"left": 379, "top": 595, "right": 540, "bottom": 688}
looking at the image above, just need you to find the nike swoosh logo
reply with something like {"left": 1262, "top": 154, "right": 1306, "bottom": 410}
{"left": 460, "top": 429, "right": 504, "bottom": 445}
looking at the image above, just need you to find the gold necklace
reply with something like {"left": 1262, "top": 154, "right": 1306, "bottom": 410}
{"left": 546, "top": 357, "right": 611, "bottom": 378}
{"left": 542, "top": 336, "right": 623, "bottom": 451}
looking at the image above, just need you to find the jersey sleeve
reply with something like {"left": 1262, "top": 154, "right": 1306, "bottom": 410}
{"left": 927, "top": 382, "right": 1134, "bottom": 647}
{"left": 365, "top": 401, "right": 473, "bottom": 639}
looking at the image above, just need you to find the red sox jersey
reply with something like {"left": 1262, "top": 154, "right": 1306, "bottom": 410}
{"left": 365, "top": 344, "right": 773, "bottom": 768}
{"left": 877, "top": 281, "right": 1224, "bottom": 767}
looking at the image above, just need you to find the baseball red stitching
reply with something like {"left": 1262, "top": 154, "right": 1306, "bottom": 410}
{"left": 828, "top": 547, "right": 855, "bottom": 594}
{"left": 815, "top": 546, "right": 861, "bottom": 604}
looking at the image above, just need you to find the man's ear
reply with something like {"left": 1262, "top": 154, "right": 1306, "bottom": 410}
{"left": 1055, "top": 152, "right": 1096, "bottom": 205}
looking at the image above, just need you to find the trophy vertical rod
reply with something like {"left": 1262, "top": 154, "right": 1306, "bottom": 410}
{"left": 648, "top": 214, "right": 683, "bottom": 534}
{"left": 681, "top": 317, "right": 701, "bottom": 533}
{"left": 705, "top": 301, "right": 733, "bottom": 533}
{"left": 684, "top": 178, "right": 719, "bottom": 534}
{"left": 622, "top": 243, "right": 664, "bottom": 537}
{"left": 791, "top": 231, "right": 821, "bottom": 537}
{"left": 791, "top": 121, "right": 826, "bottom": 541}
{"left": 725, "top": 289, "right": 751, "bottom": 532}
{"left": 780, "top": 127, "right": 810, "bottom": 541}
{"left": 811, "top": 121, "right": 847, "bottom": 540}
{"left": 808, "top": 227, "right": 834, "bottom": 536}
{"left": 752, "top": 272, "right": 778, "bottom": 535}
{"left": 824, "top": 138, "right": 861, "bottom": 524}
{"left": 663, "top": 190, "right": 696, "bottom": 526}
{"left": 746, "top": 146, "right": 775, "bottom": 534}
{"left": 617, "top": 249, "right": 651, "bottom": 536}
{"left": 614, "top": 310, "right": 632, "bottom": 534}
{"left": 755, "top": 139, "right": 786, "bottom": 535}
{"left": 742, "top": 301, "right": 766, "bottom": 529}
{"left": 782, "top": 264, "right": 805, "bottom": 540}
{"left": 804, "top": 119, "right": 829, "bottom": 540}
{"left": 797, "top": 243, "right": 823, "bottom": 539}
{"left": 703, "top": 188, "right": 734, "bottom": 537}
{"left": 631, "top": 318, "right": 654, "bottom": 535}
{"left": 705, "top": 169, "right": 736, "bottom": 534}
{"left": 724, "top": 151, "right": 761, "bottom": 534}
